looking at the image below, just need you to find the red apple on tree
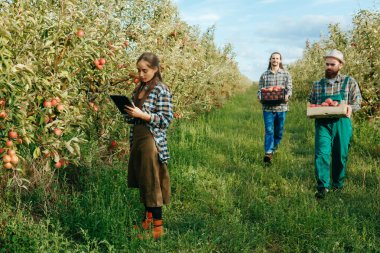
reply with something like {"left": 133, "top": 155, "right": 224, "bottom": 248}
{"left": 54, "top": 128, "right": 62, "bottom": 136}
{"left": 8, "top": 131, "right": 18, "bottom": 139}
{"left": 51, "top": 99, "right": 58, "bottom": 106}
{"left": 3, "top": 155, "right": 11, "bottom": 163}
{"left": 43, "top": 100, "right": 52, "bottom": 108}
{"left": 10, "top": 155, "right": 19, "bottom": 165}
{"left": 99, "top": 58, "right": 106, "bottom": 65}
{"left": 0, "top": 111, "right": 7, "bottom": 119}
{"left": 110, "top": 140, "right": 118, "bottom": 148}
{"left": 54, "top": 161, "right": 62, "bottom": 169}
{"left": 5, "top": 140, "right": 13, "bottom": 147}
{"left": 60, "top": 159, "right": 70, "bottom": 167}
{"left": 3, "top": 162, "right": 12, "bottom": 169}
{"left": 76, "top": 29, "right": 85, "bottom": 37}
{"left": 7, "top": 149, "right": 15, "bottom": 156}
{"left": 56, "top": 104, "right": 64, "bottom": 111}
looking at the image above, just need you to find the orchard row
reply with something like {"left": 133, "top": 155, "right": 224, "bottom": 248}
{"left": 0, "top": 0, "right": 250, "bottom": 188}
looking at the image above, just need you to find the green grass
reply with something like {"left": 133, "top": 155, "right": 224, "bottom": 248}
{"left": 1, "top": 86, "right": 379, "bottom": 252}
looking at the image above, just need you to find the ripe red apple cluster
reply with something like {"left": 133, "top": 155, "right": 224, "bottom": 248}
{"left": 261, "top": 86, "right": 283, "bottom": 92}
{"left": 261, "top": 86, "right": 285, "bottom": 100}
{"left": 43, "top": 97, "right": 63, "bottom": 110}
{"left": 0, "top": 99, "right": 23, "bottom": 169}
{"left": 309, "top": 98, "right": 339, "bottom": 107}
{"left": 0, "top": 129, "right": 21, "bottom": 169}
{"left": 0, "top": 99, "right": 6, "bottom": 119}
{"left": 2, "top": 148, "right": 19, "bottom": 169}
{"left": 94, "top": 58, "right": 106, "bottom": 70}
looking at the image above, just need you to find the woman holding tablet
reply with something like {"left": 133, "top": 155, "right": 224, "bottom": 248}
{"left": 125, "top": 52, "right": 173, "bottom": 239}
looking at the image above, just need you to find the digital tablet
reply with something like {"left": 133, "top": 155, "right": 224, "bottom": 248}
{"left": 109, "top": 95, "right": 135, "bottom": 114}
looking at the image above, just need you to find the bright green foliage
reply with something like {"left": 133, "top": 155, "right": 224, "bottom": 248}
{"left": 0, "top": 0, "right": 250, "bottom": 189}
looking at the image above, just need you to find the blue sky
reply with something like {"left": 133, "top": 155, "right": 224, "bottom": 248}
{"left": 172, "top": 0, "right": 379, "bottom": 81}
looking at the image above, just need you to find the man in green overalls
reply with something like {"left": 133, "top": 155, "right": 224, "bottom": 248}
{"left": 308, "top": 49, "right": 362, "bottom": 199}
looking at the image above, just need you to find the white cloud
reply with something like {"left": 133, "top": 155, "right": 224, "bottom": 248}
{"left": 311, "top": 0, "right": 345, "bottom": 6}
{"left": 174, "top": 0, "right": 379, "bottom": 80}
{"left": 253, "top": 14, "right": 351, "bottom": 43}
{"left": 182, "top": 13, "right": 221, "bottom": 23}
{"left": 257, "top": 0, "right": 280, "bottom": 4}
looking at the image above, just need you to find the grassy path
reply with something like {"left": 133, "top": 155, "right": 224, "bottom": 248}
{"left": 165, "top": 86, "right": 379, "bottom": 252}
{"left": 1, "top": 86, "right": 379, "bottom": 252}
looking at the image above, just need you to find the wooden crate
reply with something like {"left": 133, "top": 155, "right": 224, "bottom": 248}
{"left": 306, "top": 102, "right": 348, "bottom": 118}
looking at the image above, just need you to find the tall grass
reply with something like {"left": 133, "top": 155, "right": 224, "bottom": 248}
{"left": 1, "top": 86, "right": 379, "bottom": 252}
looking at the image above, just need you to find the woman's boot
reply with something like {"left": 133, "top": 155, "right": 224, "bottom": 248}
{"left": 152, "top": 219, "right": 164, "bottom": 239}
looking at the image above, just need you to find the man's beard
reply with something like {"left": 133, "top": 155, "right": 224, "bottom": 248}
{"left": 325, "top": 69, "right": 339, "bottom": 79}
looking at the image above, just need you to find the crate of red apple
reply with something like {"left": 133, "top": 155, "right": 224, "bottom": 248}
{"left": 307, "top": 98, "right": 349, "bottom": 118}
{"left": 260, "top": 86, "right": 285, "bottom": 105}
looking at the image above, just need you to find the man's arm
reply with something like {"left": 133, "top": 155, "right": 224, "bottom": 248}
{"left": 348, "top": 77, "right": 362, "bottom": 112}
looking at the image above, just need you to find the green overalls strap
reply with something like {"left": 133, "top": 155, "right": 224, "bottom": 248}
{"left": 314, "top": 76, "right": 352, "bottom": 190}
{"left": 320, "top": 75, "right": 349, "bottom": 102}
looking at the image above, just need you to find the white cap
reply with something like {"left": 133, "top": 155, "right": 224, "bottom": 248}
{"left": 324, "top": 49, "right": 345, "bottom": 64}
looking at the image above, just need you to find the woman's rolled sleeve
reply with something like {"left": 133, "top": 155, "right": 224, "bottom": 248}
{"left": 148, "top": 90, "right": 173, "bottom": 129}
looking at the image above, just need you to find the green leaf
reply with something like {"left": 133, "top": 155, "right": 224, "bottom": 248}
{"left": 33, "top": 147, "right": 41, "bottom": 159}
{"left": 73, "top": 142, "right": 81, "bottom": 156}
{"left": 65, "top": 141, "right": 75, "bottom": 154}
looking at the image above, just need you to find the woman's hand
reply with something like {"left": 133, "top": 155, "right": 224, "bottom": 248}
{"left": 125, "top": 106, "right": 151, "bottom": 122}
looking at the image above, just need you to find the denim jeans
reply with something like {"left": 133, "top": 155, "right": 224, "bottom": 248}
{"left": 263, "top": 111, "right": 287, "bottom": 154}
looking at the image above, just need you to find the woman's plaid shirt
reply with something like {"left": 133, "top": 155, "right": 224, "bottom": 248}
{"left": 129, "top": 82, "right": 173, "bottom": 163}
{"left": 308, "top": 74, "right": 362, "bottom": 112}
{"left": 258, "top": 69, "right": 293, "bottom": 112}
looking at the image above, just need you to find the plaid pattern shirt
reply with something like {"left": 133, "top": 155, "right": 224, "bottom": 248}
{"left": 258, "top": 69, "right": 293, "bottom": 112}
{"left": 128, "top": 82, "right": 173, "bottom": 163}
{"left": 308, "top": 74, "right": 362, "bottom": 112}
